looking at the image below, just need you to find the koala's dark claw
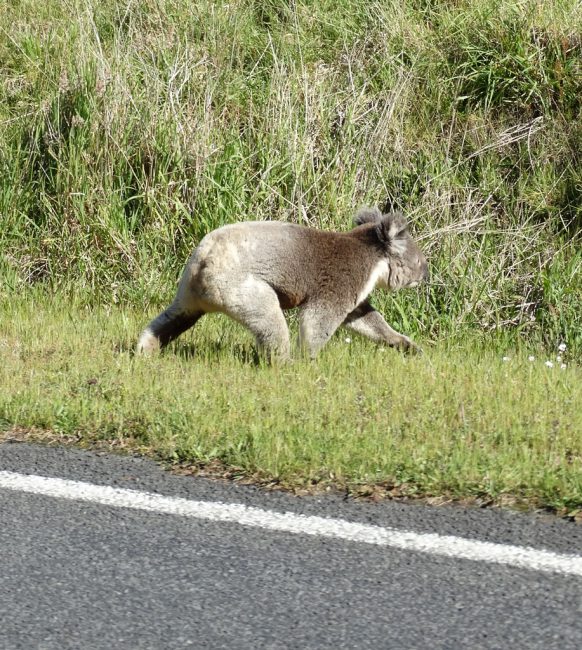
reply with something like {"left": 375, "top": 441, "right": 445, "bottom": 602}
{"left": 407, "top": 342, "right": 423, "bottom": 355}
{"left": 394, "top": 338, "right": 422, "bottom": 355}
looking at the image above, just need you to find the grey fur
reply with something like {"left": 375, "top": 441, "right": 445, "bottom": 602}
{"left": 137, "top": 208, "right": 428, "bottom": 360}
{"left": 354, "top": 206, "right": 383, "bottom": 226}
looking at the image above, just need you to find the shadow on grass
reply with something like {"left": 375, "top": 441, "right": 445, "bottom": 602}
{"left": 113, "top": 337, "right": 263, "bottom": 365}
{"left": 173, "top": 340, "right": 261, "bottom": 365}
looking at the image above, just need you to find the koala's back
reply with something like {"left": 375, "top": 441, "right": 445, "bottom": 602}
{"left": 184, "top": 221, "right": 377, "bottom": 310}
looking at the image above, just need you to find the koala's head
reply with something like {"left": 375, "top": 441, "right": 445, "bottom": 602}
{"left": 355, "top": 207, "right": 428, "bottom": 290}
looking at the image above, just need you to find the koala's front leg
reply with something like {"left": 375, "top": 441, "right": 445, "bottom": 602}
{"left": 298, "top": 304, "right": 346, "bottom": 359}
{"left": 342, "top": 301, "right": 421, "bottom": 353}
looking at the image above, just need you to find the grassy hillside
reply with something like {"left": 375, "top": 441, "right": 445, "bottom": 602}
{"left": 1, "top": 0, "right": 581, "bottom": 349}
{"left": 1, "top": 1, "right": 581, "bottom": 510}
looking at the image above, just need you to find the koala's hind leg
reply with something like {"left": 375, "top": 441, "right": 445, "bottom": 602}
{"left": 342, "top": 301, "right": 421, "bottom": 353}
{"left": 298, "top": 304, "right": 346, "bottom": 359}
{"left": 222, "top": 279, "right": 291, "bottom": 362}
{"left": 137, "top": 303, "right": 204, "bottom": 353}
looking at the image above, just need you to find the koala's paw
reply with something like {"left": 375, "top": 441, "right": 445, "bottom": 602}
{"left": 136, "top": 329, "right": 160, "bottom": 355}
{"left": 395, "top": 336, "right": 423, "bottom": 355}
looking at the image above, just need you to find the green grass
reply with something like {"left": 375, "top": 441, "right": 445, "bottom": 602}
{"left": 1, "top": 295, "right": 580, "bottom": 512}
{"left": 1, "top": 1, "right": 581, "bottom": 511}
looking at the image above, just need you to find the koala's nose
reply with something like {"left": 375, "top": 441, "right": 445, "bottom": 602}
{"left": 422, "top": 262, "right": 429, "bottom": 281}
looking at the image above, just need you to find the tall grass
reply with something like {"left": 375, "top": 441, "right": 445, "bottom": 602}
{"left": 1, "top": 0, "right": 581, "bottom": 350}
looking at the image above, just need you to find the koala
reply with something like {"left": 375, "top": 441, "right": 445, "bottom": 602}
{"left": 137, "top": 207, "right": 428, "bottom": 360}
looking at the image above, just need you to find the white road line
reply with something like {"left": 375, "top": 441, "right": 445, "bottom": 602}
{"left": 1, "top": 470, "right": 581, "bottom": 577}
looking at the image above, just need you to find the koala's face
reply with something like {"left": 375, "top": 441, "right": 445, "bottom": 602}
{"left": 390, "top": 234, "right": 429, "bottom": 289}
{"left": 354, "top": 207, "right": 429, "bottom": 291}
{"left": 372, "top": 211, "right": 428, "bottom": 290}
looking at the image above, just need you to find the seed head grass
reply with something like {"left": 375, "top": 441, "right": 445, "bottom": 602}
{"left": 1, "top": 1, "right": 581, "bottom": 510}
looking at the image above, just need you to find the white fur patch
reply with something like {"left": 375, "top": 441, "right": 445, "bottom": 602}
{"left": 136, "top": 328, "right": 158, "bottom": 354}
{"left": 390, "top": 238, "right": 408, "bottom": 257}
{"left": 357, "top": 260, "right": 389, "bottom": 305}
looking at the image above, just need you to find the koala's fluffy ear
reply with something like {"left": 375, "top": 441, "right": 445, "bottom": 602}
{"left": 354, "top": 206, "right": 382, "bottom": 226}
{"left": 376, "top": 211, "right": 408, "bottom": 247}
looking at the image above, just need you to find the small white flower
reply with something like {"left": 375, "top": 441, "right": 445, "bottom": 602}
{"left": 545, "top": 361, "right": 554, "bottom": 368}
{"left": 556, "top": 355, "right": 562, "bottom": 363}
{"left": 560, "top": 364, "right": 567, "bottom": 370}
{"left": 528, "top": 355, "right": 535, "bottom": 362}
{"left": 502, "top": 356, "right": 510, "bottom": 362}
{"left": 558, "top": 342, "right": 567, "bottom": 353}
{"left": 344, "top": 337, "right": 351, "bottom": 344}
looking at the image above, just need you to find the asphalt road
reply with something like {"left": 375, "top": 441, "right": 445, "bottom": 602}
{"left": 0, "top": 443, "right": 581, "bottom": 650}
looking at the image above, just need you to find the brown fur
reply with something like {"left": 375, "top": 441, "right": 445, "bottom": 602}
{"left": 137, "top": 208, "right": 428, "bottom": 360}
